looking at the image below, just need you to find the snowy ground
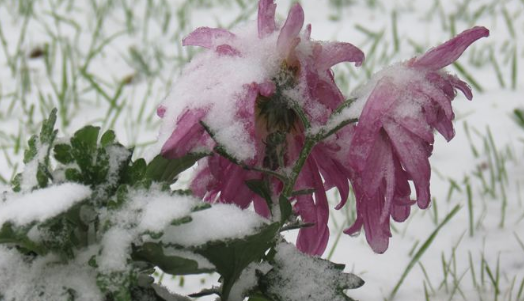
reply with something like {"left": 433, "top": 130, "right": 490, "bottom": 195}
{"left": 0, "top": 0, "right": 523, "bottom": 300}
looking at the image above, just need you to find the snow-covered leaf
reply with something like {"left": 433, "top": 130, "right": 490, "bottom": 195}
{"left": 132, "top": 242, "right": 215, "bottom": 275}
{"left": 193, "top": 222, "right": 280, "bottom": 301}
{"left": 259, "top": 243, "right": 364, "bottom": 301}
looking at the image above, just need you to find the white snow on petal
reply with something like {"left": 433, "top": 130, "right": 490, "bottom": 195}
{"left": 157, "top": 22, "right": 282, "bottom": 161}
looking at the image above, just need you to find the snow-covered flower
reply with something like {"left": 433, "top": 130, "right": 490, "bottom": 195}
{"left": 345, "top": 26, "right": 490, "bottom": 253}
{"left": 157, "top": 0, "right": 364, "bottom": 255}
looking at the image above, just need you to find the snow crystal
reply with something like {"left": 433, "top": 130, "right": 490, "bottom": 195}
{"left": 0, "top": 183, "right": 92, "bottom": 226}
{"left": 137, "top": 193, "right": 196, "bottom": 232}
{"left": 99, "top": 227, "right": 135, "bottom": 271}
{"left": 162, "top": 203, "right": 268, "bottom": 247}
{"left": 265, "top": 242, "right": 363, "bottom": 301}
{"left": 98, "top": 189, "right": 199, "bottom": 272}
{"left": 229, "top": 261, "right": 272, "bottom": 301}
{"left": 0, "top": 246, "right": 103, "bottom": 301}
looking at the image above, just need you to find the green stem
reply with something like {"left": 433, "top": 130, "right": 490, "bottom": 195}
{"left": 282, "top": 138, "right": 315, "bottom": 197}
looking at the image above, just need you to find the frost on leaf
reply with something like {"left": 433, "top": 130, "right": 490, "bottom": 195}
{"left": 259, "top": 242, "right": 364, "bottom": 301}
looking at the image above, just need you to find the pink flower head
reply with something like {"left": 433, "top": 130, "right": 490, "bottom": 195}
{"left": 157, "top": 0, "right": 364, "bottom": 255}
{"left": 345, "top": 26, "right": 489, "bottom": 253}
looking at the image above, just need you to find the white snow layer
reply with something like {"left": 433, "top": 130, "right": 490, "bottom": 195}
{"left": 0, "top": 246, "right": 102, "bottom": 301}
{"left": 229, "top": 261, "right": 272, "bottom": 301}
{"left": 162, "top": 203, "right": 268, "bottom": 247}
{"left": 0, "top": 183, "right": 92, "bottom": 226}
{"left": 266, "top": 242, "right": 362, "bottom": 301}
{"left": 98, "top": 189, "right": 199, "bottom": 272}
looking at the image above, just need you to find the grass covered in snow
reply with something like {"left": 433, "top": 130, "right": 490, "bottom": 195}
{"left": 0, "top": 0, "right": 523, "bottom": 300}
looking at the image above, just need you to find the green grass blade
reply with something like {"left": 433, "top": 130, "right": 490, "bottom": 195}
{"left": 388, "top": 205, "right": 461, "bottom": 300}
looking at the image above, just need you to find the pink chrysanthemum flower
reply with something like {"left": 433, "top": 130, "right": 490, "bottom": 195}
{"left": 345, "top": 26, "right": 489, "bottom": 253}
{"left": 157, "top": 0, "right": 364, "bottom": 255}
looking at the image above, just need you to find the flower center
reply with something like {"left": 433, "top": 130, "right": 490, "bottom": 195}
{"left": 255, "top": 63, "right": 301, "bottom": 170}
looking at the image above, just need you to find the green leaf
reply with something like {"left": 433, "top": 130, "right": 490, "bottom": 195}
{"left": 193, "top": 223, "right": 280, "bottom": 301}
{"left": 131, "top": 242, "right": 214, "bottom": 275}
{"left": 69, "top": 126, "right": 101, "bottom": 182}
{"left": 170, "top": 216, "right": 193, "bottom": 226}
{"left": 54, "top": 143, "right": 74, "bottom": 164}
{"left": 245, "top": 179, "right": 273, "bottom": 213}
{"left": 0, "top": 223, "right": 47, "bottom": 255}
{"left": 100, "top": 130, "right": 117, "bottom": 147}
{"left": 97, "top": 272, "right": 133, "bottom": 301}
{"left": 36, "top": 162, "right": 51, "bottom": 188}
{"left": 123, "top": 159, "right": 147, "bottom": 185}
{"left": 11, "top": 173, "right": 21, "bottom": 192}
{"left": 39, "top": 108, "right": 58, "bottom": 145}
{"left": 23, "top": 135, "right": 38, "bottom": 164}
{"left": 65, "top": 168, "right": 83, "bottom": 182}
{"left": 71, "top": 126, "right": 100, "bottom": 152}
{"left": 145, "top": 153, "right": 207, "bottom": 184}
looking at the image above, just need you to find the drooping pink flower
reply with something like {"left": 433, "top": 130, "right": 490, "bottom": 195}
{"left": 157, "top": 0, "right": 364, "bottom": 255}
{"left": 345, "top": 26, "right": 489, "bottom": 253}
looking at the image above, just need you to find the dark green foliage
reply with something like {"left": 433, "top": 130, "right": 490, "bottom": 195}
{"left": 1, "top": 110, "right": 214, "bottom": 301}
{"left": 132, "top": 242, "right": 215, "bottom": 275}
{"left": 194, "top": 223, "right": 280, "bottom": 300}
{"left": 257, "top": 247, "right": 364, "bottom": 301}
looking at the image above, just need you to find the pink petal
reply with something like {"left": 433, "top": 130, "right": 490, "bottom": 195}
{"left": 447, "top": 74, "right": 473, "bottom": 100}
{"left": 258, "top": 80, "right": 276, "bottom": 97}
{"left": 426, "top": 72, "right": 455, "bottom": 99}
{"left": 317, "top": 42, "right": 365, "bottom": 70}
{"left": 253, "top": 195, "right": 271, "bottom": 218}
{"left": 314, "top": 72, "right": 345, "bottom": 111}
{"left": 391, "top": 160, "right": 413, "bottom": 222}
{"left": 362, "top": 194, "right": 391, "bottom": 254}
{"left": 348, "top": 180, "right": 391, "bottom": 254}
{"left": 190, "top": 166, "right": 213, "bottom": 198}
{"left": 383, "top": 119, "right": 431, "bottom": 209}
{"left": 433, "top": 114, "right": 455, "bottom": 141}
{"left": 183, "top": 27, "right": 235, "bottom": 49}
{"left": 295, "top": 157, "right": 330, "bottom": 255}
{"left": 363, "top": 134, "right": 396, "bottom": 222}
{"left": 348, "top": 79, "right": 397, "bottom": 171}
{"left": 394, "top": 116, "right": 434, "bottom": 143}
{"left": 219, "top": 164, "right": 255, "bottom": 208}
{"left": 415, "top": 80, "right": 454, "bottom": 120}
{"left": 277, "top": 3, "right": 304, "bottom": 57}
{"left": 161, "top": 109, "right": 207, "bottom": 158}
{"left": 304, "top": 24, "right": 312, "bottom": 40}
{"left": 344, "top": 216, "right": 363, "bottom": 236}
{"left": 215, "top": 44, "right": 241, "bottom": 56}
{"left": 413, "top": 26, "right": 489, "bottom": 70}
{"left": 257, "top": 0, "right": 277, "bottom": 38}
{"left": 311, "top": 146, "right": 350, "bottom": 210}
